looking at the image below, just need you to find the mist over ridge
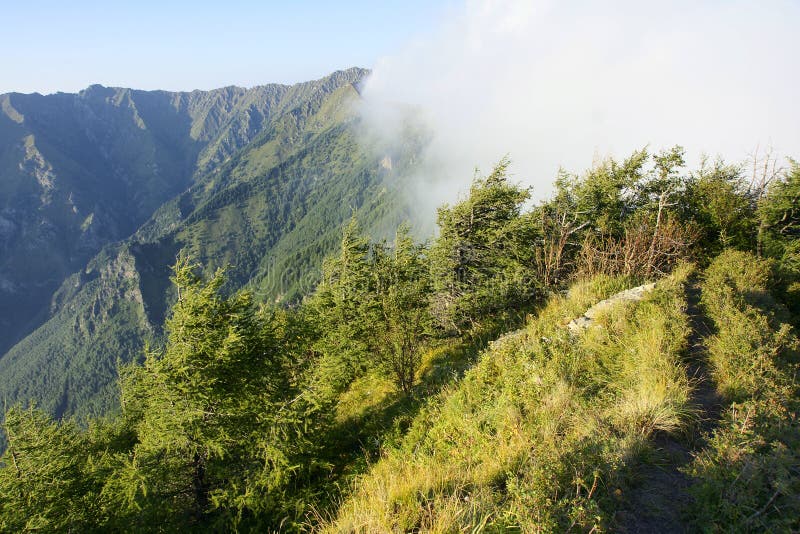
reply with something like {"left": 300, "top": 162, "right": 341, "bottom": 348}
{"left": 357, "top": 0, "right": 800, "bottom": 220}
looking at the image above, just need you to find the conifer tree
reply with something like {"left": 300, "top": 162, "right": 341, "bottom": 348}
{"left": 308, "top": 216, "right": 378, "bottom": 399}
{"left": 373, "top": 224, "right": 432, "bottom": 392}
{"left": 429, "top": 158, "right": 535, "bottom": 332}
{"left": 117, "top": 256, "right": 299, "bottom": 528}
{"left": 0, "top": 408, "right": 100, "bottom": 531}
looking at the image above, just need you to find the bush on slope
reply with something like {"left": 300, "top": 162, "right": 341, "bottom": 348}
{"left": 686, "top": 250, "right": 800, "bottom": 532}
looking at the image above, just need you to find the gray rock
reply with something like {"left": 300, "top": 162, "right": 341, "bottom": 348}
{"left": 568, "top": 282, "right": 657, "bottom": 334}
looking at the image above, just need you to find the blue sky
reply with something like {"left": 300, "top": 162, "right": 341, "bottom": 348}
{"left": 0, "top": 0, "right": 451, "bottom": 94}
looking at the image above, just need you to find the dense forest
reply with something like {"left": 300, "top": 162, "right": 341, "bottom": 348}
{"left": 0, "top": 145, "right": 797, "bottom": 532}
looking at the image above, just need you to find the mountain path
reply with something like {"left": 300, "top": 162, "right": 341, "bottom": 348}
{"left": 614, "top": 280, "right": 722, "bottom": 533}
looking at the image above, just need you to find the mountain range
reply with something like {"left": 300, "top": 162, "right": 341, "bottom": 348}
{"left": 0, "top": 67, "right": 419, "bottom": 422}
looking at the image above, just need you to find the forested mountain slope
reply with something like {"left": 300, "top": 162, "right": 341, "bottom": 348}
{"left": 0, "top": 67, "right": 421, "bottom": 422}
{"left": 0, "top": 148, "right": 797, "bottom": 531}
{"left": 0, "top": 67, "right": 367, "bottom": 355}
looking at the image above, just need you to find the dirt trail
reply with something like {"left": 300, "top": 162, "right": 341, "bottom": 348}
{"left": 615, "top": 281, "right": 722, "bottom": 533}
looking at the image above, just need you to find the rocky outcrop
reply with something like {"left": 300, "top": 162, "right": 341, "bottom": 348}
{"left": 568, "top": 282, "right": 657, "bottom": 333}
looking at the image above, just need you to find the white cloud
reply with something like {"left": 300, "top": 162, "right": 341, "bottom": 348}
{"left": 358, "top": 0, "right": 800, "bottom": 223}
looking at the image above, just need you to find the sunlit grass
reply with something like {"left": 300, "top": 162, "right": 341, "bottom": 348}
{"left": 685, "top": 250, "right": 800, "bottom": 531}
{"left": 319, "top": 265, "right": 695, "bottom": 532}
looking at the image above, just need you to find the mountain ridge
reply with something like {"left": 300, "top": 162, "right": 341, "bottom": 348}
{"left": 0, "top": 67, "right": 420, "bottom": 424}
{"left": 0, "top": 67, "right": 369, "bottom": 353}
{"left": 0, "top": 69, "right": 424, "bottom": 428}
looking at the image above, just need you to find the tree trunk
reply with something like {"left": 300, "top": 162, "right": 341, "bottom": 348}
{"left": 192, "top": 452, "right": 209, "bottom": 522}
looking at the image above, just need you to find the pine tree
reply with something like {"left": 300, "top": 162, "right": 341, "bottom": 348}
{"left": 117, "top": 256, "right": 299, "bottom": 528}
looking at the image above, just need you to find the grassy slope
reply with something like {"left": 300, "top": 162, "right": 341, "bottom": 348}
{"left": 685, "top": 250, "right": 800, "bottom": 531}
{"left": 319, "top": 253, "right": 800, "bottom": 533}
{"left": 322, "top": 267, "right": 695, "bottom": 532}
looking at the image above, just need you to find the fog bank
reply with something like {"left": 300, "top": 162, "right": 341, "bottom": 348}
{"left": 358, "top": 0, "right": 800, "bottom": 221}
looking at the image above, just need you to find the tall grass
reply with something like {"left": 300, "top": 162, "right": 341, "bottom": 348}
{"left": 686, "top": 250, "right": 800, "bottom": 532}
{"left": 318, "top": 267, "right": 694, "bottom": 532}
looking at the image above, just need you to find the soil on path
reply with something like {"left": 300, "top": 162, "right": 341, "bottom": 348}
{"left": 615, "top": 281, "right": 722, "bottom": 533}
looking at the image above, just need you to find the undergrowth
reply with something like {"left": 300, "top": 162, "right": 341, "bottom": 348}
{"left": 319, "top": 266, "right": 695, "bottom": 532}
{"left": 685, "top": 250, "right": 800, "bottom": 532}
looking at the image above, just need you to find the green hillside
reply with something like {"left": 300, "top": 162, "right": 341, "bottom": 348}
{"left": 0, "top": 67, "right": 427, "bottom": 423}
{"left": 325, "top": 253, "right": 798, "bottom": 532}
{"left": 0, "top": 68, "right": 369, "bottom": 356}
{"left": 0, "top": 148, "right": 796, "bottom": 531}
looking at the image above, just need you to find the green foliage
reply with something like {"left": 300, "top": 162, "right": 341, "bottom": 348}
{"left": 683, "top": 159, "right": 756, "bottom": 255}
{"left": 0, "top": 407, "right": 101, "bottom": 531}
{"left": 759, "top": 161, "right": 800, "bottom": 260}
{"left": 1, "top": 138, "right": 799, "bottom": 533}
{"left": 533, "top": 147, "right": 697, "bottom": 284}
{"left": 117, "top": 257, "right": 308, "bottom": 529}
{"left": 686, "top": 250, "right": 800, "bottom": 531}
{"left": 759, "top": 161, "right": 800, "bottom": 316}
{"left": 311, "top": 219, "right": 433, "bottom": 394}
{"left": 371, "top": 225, "right": 433, "bottom": 392}
{"left": 324, "top": 267, "right": 694, "bottom": 532}
{"left": 308, "top": 217, "right": 376, "bottom": 400}
{"left": 430, "top": 157, "right": 537, "bottom": 332}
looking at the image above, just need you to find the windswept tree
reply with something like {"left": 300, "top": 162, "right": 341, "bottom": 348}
{"left": 430, "top": 158, "right": 536, "bottom": 332}
{"left": 533, "top": 150, "right": 647, "bottom": 283}
{"left": 540, "top": 148, "right": 698, "bottom": 280}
